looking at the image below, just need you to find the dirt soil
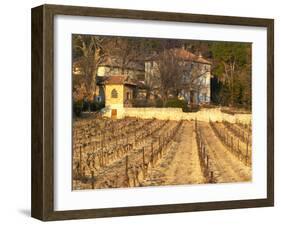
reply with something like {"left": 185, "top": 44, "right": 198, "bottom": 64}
{"left": 198, "top": 122, "right": 251, "bottom": 183}
{"left": 73, "top": 119, "right": 252, "bottom": 190}
{"left": 143, "top": 121, "right": 206, "bottom": 186}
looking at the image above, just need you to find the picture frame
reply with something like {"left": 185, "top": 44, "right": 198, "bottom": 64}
{"left": 31, "top": 4, "right": 274, "bottom": 221}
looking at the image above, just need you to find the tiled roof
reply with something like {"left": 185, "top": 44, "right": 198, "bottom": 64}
{"left": 171, "top": 48, "right": 211, "bottom": 64}
{"left": 104, "top": 75, "right": 126, "bottom": 84}
{"left": 146, "top": 48, "right": 212, "bottom": 65}
{"left": 104, "top": 75, "right": 137, "bottom": 86}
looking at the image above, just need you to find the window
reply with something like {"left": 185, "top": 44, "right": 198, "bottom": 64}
{"left": 111, "top": 89, "right": 118, "bottom": 98}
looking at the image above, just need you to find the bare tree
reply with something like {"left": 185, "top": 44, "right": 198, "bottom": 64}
{"left": 180, "top": 62, "right": 211, "bottom": 104}
{"left": 210, "top": 43, "right": 250, "bottom": 106}
{"left": 154, "top": 49, "right": 183, "bottom": 104}
{"left": 73, "top": 35, "right": 107, "bottom": 102}
{"left": 153, "top": 48, "right": 210, "bottom": 105}
{"left": 108, "top": 38, "right": 142, "bottom": 75}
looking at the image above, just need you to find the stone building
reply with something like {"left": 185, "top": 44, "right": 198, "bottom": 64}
{"left": 72, "top": 47, "right": 212, "bottom": 117}
{"left": 102, "top": 76, "right": 137, "bottom": 119}
{"left": 96, "top": 57, "right": 145, "bottom": 81}
{"left": 145, "top": 48, "right": 212, "bottom": 104}
{"left": 73, "top": 57, "right": 145, "bottom": 81}
{"left": 73, "top": 56, "right": 145, "bottom": 104}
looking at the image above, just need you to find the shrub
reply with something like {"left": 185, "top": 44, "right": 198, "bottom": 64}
{"left": 182, "top": 103, "right": 200, "bottom": 112}
{"left": 132, "top": 99, "right": 155, "bottom": 107}
{"left": 132, "top": 99, "right": 148, "bottom": 107}
{"left": 190, "top": 104, "right": 200, "bottom": 112}
{"left": 73, "top": 101, "right": 83, "bottom": 117}
{"left": 182, "top": 102, "right": 189, "bottom": 112}
{"left": 164, "top": 98, "right": 185, "bottom": 108}
{"left": 90, "top": 101, "right": 105, "bottom": 111}
{"left": 82, "top": 101, "right": 90, "bottom": 111}
{"left": 155, "top": 98, "right": 164, "bottom": 108}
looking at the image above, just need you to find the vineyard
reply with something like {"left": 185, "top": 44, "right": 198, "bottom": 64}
{"left": 72, "top": 117, "right": 252, "bottom": 190}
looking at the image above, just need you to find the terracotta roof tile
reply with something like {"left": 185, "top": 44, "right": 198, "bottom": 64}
{"left": 104, "top": 75, "right": 127, "bottom": 84}
{"left": 170, "top": 48, "right": 212, "bottom": 64}
{"left": 146, "top": 48, "right": 212, "bottom": 65}
{"left": 104, "top": 75, "right": 137, "bottom": 86}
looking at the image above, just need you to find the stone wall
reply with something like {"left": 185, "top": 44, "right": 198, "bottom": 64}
{"left": 121, "top": 107, "right": 251, "bottom": 123}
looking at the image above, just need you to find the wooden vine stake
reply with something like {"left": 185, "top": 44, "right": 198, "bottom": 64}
{"left": 151, "top": 142, "right": 154, "bottom": 167}
{"left": 134, "top": 130, "right": 137, "bottom": 146}
{"left": 125, "top": 155, "right": 129, "bottom": 187}
{"left": 79, "top": 146, "right": 82, "bottom": 176}
{"left": 231, "top": 136, "right": 233, "bottom": 150}
{"left": 142, "top": 147, "right": 145, "bottom": 166}
{"left": 91, "top": 170, "right": 95, "bottom": 189}
{"left": 246, "top": 134, "right": 249, "bottom": 165}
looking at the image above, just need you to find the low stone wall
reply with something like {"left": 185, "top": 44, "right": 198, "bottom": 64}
{"left": 124, "top": 107, "right": 181, "bottom": 120}
{"left": 122, "top": 107, "right": 251, "bottom": 123}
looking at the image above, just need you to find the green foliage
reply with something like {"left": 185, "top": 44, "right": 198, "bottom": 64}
{"left": 210, "top": 42, "right": 249, "bottom": 79}
{"left": 73, "top": 100, "right": 105, "bottom": 117}
{"left": 132, "top": 98, "right": 165, "bottom": 108}
{"left": 90, "top": 101, "right": 105, "bottom": 111}
{"left": 132, "top": 99, "right": 155, "bottom": 107}
{"left": 209, "top": 42, "right": 252, "bottom": 109}
{"left": 182, "top": 102, "right": 189, "bottom": 112}
{"left": 72, "top": 34, "right": 252, "bottom": 110}
{"left": 220, "top": 82, "right": 232, "bottom": 106}
{"left": 82, "top": 101, "right": 90, "bottom": 111}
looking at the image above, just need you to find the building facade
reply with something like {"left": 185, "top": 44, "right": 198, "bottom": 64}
{"left": 96, "top": 57, "right": 145, "bottom": 81}
{"left": 145, "top": 48, "right": 212, "bottom": 104}
{"left": 72, "top": 48, "right": 212, "bottom": 117}
{"left": 103, "top": 76, "right": 137, "bottom": 119}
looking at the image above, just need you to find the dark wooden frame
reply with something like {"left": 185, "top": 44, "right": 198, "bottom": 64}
{"left": 31, "top": 4, "right": 274, "bottom": 221}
